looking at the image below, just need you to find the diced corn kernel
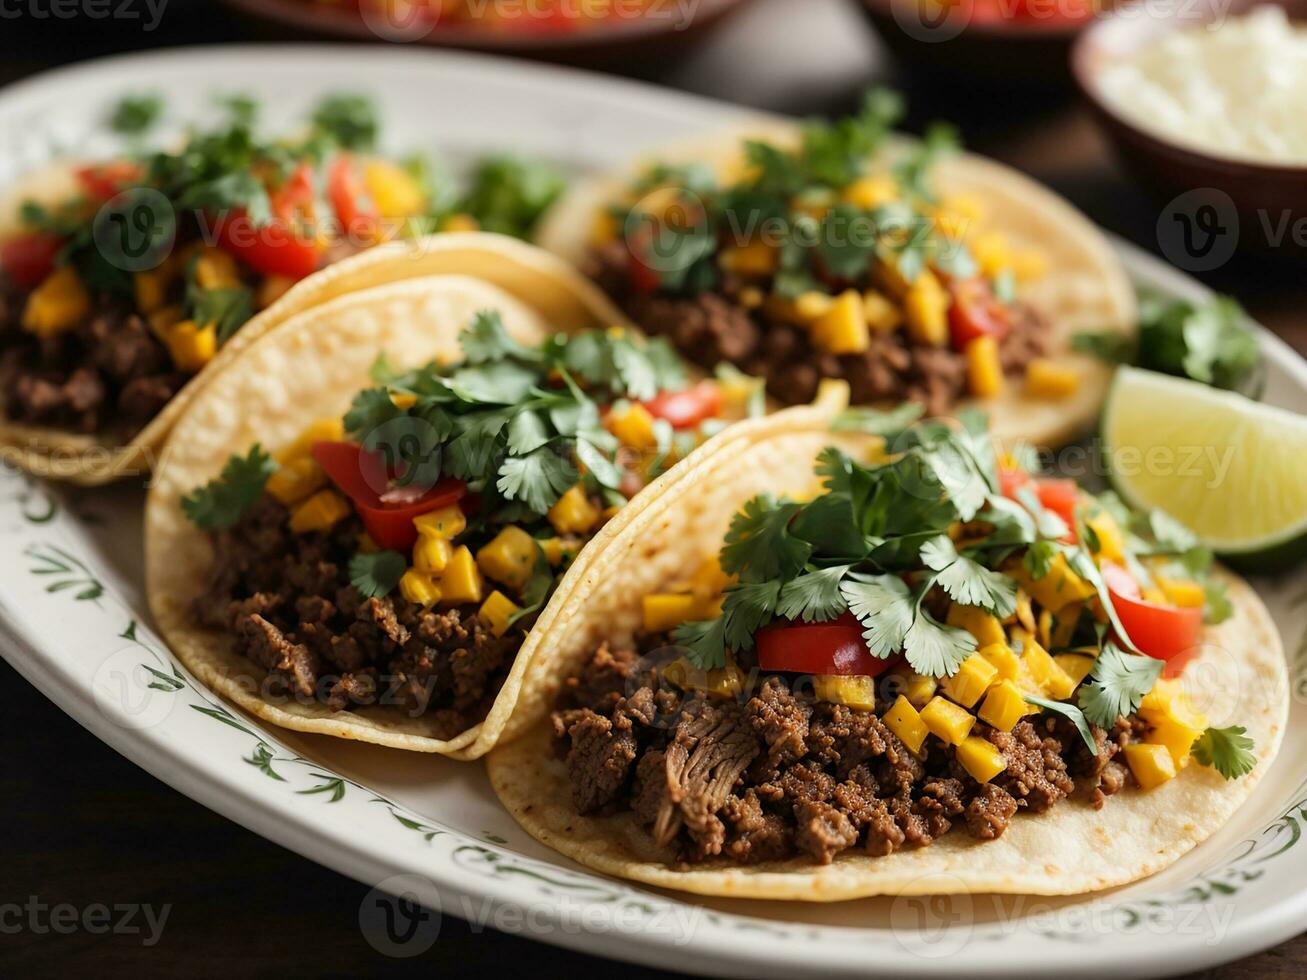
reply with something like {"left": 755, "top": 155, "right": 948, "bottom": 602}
{"left": 399, "top": 569, "right": 442, "bottom": 608}
{"left": 479, "top": 590, "right": 521, "bottom": 637}
{"left": 977, "top": 642, "right": 1020, "bottom": 682}
{"left": 957, "top": 735, "right": 1008, "bottom": 783}
{"left": 811, "top": 674, "right": 878, "bottom": 710}
{"left": 717, "top": 241, "right": 777, "bottom": 277}
{"left": 288, "top": 489, "right": 351, "bottom": 534}
{"left": 256, "top": 275, "right": 295, "bottom": 310}
{"left": 1156, "top": 576, "right": 1206, "bottom": 609}
{"left": 164, "top": 320, "right": 217, "bottom": 373}
{"left": 278, "top": 417, "right": 345, "bottom": 464}
{"left": 1147, "top": 714, "right": 1204, "bottom": 767}
{"left": 437, "top": 545, "right": 484, "bottom": 605}
{"left": 413, "top": 505, "right": 467, "bottom": 541}
{"left": 265, "top": 456, "right": 327, "bottom": 506}
{"left": 22, "top": 267, "right": 90, "bottom": 337}
{"left": 134, "top": 269, "right": 169, "bottom": 313}
{"left": 547, "top": 485, "right": 601, "bottom": 536}
{"left": 903, "top": 271, "right": 948, "bottom": 347}
{"left": 476, "top": 526, "right": 538, "bottom": 592}
{"left": 194, "top": 248, "right": 241, "bottom": 290}
{"left": 942, "top": 653, "right": 999, "bottom": 708}
{"left": 413, "top": 535, "right": 452, "bottom": 574}
{"left": 978, "top": 680, "right": 1030, "bottom": 732}
{"left": 946, "top": 604, "right": 1006, "bottom": 647}
{"left": 440, "top": 213, "right": 479, "bottom": 233}
{"left": 1123, "top": 742, "right": 1177, "bottom": 790}
{"left": 842, "top": 174, "right": 899, "bottom": 210}
{"left": 920, "top": 696, "right": 976, "bottom": 746}
{"left": 607, "top": 402, "right": 657, "bottom": 450}
{"left": 1053, "top": 653, "right": 1096, "bottom": 688}
{"left": 1025, "top": 358, "right": 1080, "bottom": 400}
{"left": 862, "top": 290, "right": 903, "bottom": 333}
{"left": 1016, "top": 553, "right": 1097, "bottom": 613}
{"left": 883, "top": 696, "right": 928, "bottom": 753}
{"left": 642, "top": 593, "right": 702, "bottom": 634}
{"left": 363, "top": 158, "right": 427, "bottom": 218}
{"left": 810, "top": 290, "right": 870, "bottom": 355}
{"left": 902, "top": 671, "right": 938, "bottom": 708}
{"left": 965, "top": 335, "right": 1004, "bottom": 398}
{"left": 663, "top": 659, "right": 745, "bottom": 699}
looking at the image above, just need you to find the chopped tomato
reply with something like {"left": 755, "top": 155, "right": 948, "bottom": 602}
{"left": 998, "top": 465, "right": 1078, "bottom": 543}
{"left": 75, "top": 161, "right": 144, "bottom": 201}
{"left": 948, "top": 277, "right": 1010, "bottom": 352}
{"left": 327, "top": 155, "right": 379, "bottom": 240}
{"left": 1101, "top": 562, "right": 1203, "bottom": 676}
{"left": 997, "top": 463, "right": 1031, "bottom": 499}
{"left": 311, "top": 440, "right": 466, "bottom": 553}
{"left": 212, "top": 163, "right": 323, "bottom": 281}
{"left": 642, "top": 381, "right": 723, "bottom": 430}
{"left": 0, "top": 232, "right": 62, "bottom": 288}
{"left": 755, "top": 612, "right": 893, "bottom": 678}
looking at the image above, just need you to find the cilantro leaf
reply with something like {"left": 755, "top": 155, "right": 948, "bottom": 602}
{"left": 444, "top": 408, "right": 513, "bottom": 481}
{"left": 496, "top": 447, "right": 578, "bottom": 514}
{"left": 343, "top": 388, "right": 403, "bottom": 443}
{"left": 1077, "top": 644, "right": 1164, "bottom": 728}
{"left": 110, "top": 94, "right": 162, "bottom": 136}
{"left": 349, "top": 550, "right": 406, "bottom": 598}
{"left": 575, "top": 436, "right": 623, "bottom": 490}
{"left": 458, "top": 155, "right": 565, "bottom": 239}
{"left": 460, "top": 309, "right": 539, "bottom": 365}
{"left": 189, "top": 284, "right": 253, "bottom": 345}
{"left": 674, "top": 617, "right": 727, "bottom": 670}
{"left": 721, "top": 580, "right": 782, "bottom": 651}
{"left": 903, "top": 607, "right": 974, "bottom": 678}
{"left": 922, "top": 535, "right": 1017, "bottom": 618}
{"left": 181, "top": 445, "right": 277, "bottom": 530}
{"left": 840, "top": 573, "right": 913, "bottom": 659}
{"left": 1025, "top": 695, "right": 1098, "bottom": 757}
{"left": 776, "top": 565, "right": 851, "bottom": 623}
{"left": 720, "top": 496, "right": 812, "bottom": 583}
{"left": 831, "top": 402, "right": 924, "bottom": 437}
{"left": 1204, "top": 579, "right": 1234, "bottom": 625}
{"left": 506, "top": 410, "right": 550, "bottom": 454}
{"left": 1191, "top": 726, "right": 1257, "bottom": 780}
{"left": 1023, "top": 539, "right": 1057, "bottom": 579}
{"left": 311, "top": 93, "right": 378, "bottom": 151}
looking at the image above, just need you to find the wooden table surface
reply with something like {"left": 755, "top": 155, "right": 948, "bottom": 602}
{"left": 2, "top": 2, "right": 1304, "bottom": 978}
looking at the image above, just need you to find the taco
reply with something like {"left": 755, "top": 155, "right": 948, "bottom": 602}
{"left": 0, "top": 93, "right": 562, "bottom": 484}
{"left": 535, "top": 92, "right": 1137, "bottom": 449}
{"left": 486, "top": 408, "right": 1287, "bottom": 899}
{"left": 144, "top": 264, "right": 774, "bottom": 757}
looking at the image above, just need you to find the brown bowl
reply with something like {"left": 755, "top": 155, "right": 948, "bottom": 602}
{"left": 218, "top": 0, "right": 754, "bottom": 71}
{"left": 858, "top": 0, "right": 1100, "bottom": 85}
{"left": 1073, "top": 0, "right": 1307, "bottom": 254}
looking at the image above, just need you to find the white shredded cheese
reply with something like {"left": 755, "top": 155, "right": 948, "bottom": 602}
{"left": 1095, "top": 6, "right": 1307, "bottom": 165}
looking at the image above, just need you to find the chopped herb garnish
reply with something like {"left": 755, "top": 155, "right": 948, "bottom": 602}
{"left": 349, "top": 550, "right": 407, "bottom": 598}
{"left": 180, "top": 445, "right": 277, "bottom": 530}
{"left": 311, "top": 93, "right": 379, "bottom": 151}
{"left": 457, "top": 155, "right": 565, "bottom": 240}
{"left": 110, "top": 94, "right": 163, "bottom": 136}
{"left": 1076, "top": 643, "right": 1164, "bottom": 728}
{"left": 1191, "top": 725, "right": 1257, "bottom": 780}
{"left": 1026, "top": 695, "right": 1098, "bottom": 757}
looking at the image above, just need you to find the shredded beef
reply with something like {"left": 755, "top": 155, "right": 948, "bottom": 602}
{"left": 193, "top": 496, "right": 519, "bottom": 737}
{"left": 566, "top": 709, "right": 639, "bottom": 813}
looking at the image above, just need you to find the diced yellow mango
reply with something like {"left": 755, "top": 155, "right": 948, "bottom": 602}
{"left": 809, "top": 289, "right": 870, "bottom": 355}
{"left": 22, "top": 266, "right": 90, "bottom": 337}
{"left": 956, "top": 735, "right": 1008, "bottom": 783}
{"left": 1014, "top": 588, "right": 1035, "bottom": 632}
{"left": 1016, "top": 553, "right": 1097, "bottom": 613}
{"left": 946, "top": 604, "right": 1006, "bottom": 647}
{"left": 1148, "top": 714, "right": 1204, "bottom": 767}
{"left": 539, "top": 536, "right": 580, "bottom": 568}
{"left": 663, "top": 659, "right": 745, "bottom": 699}
{"left": 437, "top": 545, "right": 484, "bottom": 605}
{"left": 971, "top": 231, "right": 1013, "bottom": 279}
{"left": 356, "top": 532, "right": 379, "bottom": 554}
{"left": 134, "top": 269, "right": 170, "bottom": 313}
{"left": 978, "top": 680, "right": 1030, "bottom": 732}
{"left": 688, "top": 555, "right": 732, "bottom": 596}
{"left": 1084, "top": 509, "right": 1126, "bottom": 564}
{"left": 265, "top": 456, "right": 327, "bottom": 506}
{"left": 1025, "top": 358, "right": 1080, "bottom": 400}
{"left": 194, "top": 248, "right": 241, "bottom": 290}
{"left": 872, "top": 256, "right": 914, "bottom": 299}
{"left": 413, "top": 505, "right": 466, "bottom": 541}
{"left": 902, "top": 671, "right": 938, "bottom": 709}
{"left": 920, "top": 696, "right": 976, "bottom": 746}
{"left": 965, "top": 335, "right": 1003, "bottom": 398}
{"left": 288, "top": 489, "right": 351, "bottom": 534}
{"left": 642, "top": 593, "right": 701, "bottom": 634}
{"left": 1017, "top": 634, "right": 1077, "bottom": 699}
{"left": 1156, "top": 576, "right": 1206, "bottom": 609}
{"left": 476, "top": 526, "right": 538, "bottom": 592}
{"left": 903, "top": 270, "right": 948, "bottom": 347}
{"left": 279, "top": 417, "right": 345, "bottom": 462}
{"left": 479, "top": 590, "right": 521, "bottom": 637}
{"left": 794, "top": 291, "right": 834, "bottom": 322}
{"left": 363, "top": 158, "right": 427, "bottom": 218}
{"left": 718, "top": 241, "right": 777, "bottom": 277}
{"left": 607, "top": 402, "right": 657, "bottom": 450}
{"left": 164, "top": 320, "right": 217, "bottom": 373}
{"left": 256, "top": 275, "right": 294, "bottom": 310}
{"left": 440, "top": 213, "right": 479, "bottom": 233}
{"left": 1139, "top": 678, "right": 1208, "bottom": 729}
{"left": 978, "top": 642, "right": 1020, "bottom": 682}
{"left": 842, "top": 174, "right": 898, "bottom": 210}
{"left": 148, "top": 303, "right": 185, "bottom": 339}
{"left": 547, "top": 485, "right": 600, "bottom": 536}
{"left": 812, "top": 674, "right": 878, "bottom": 711}
{"left": 413, "top": 535, "right": 452, "bottom": 574}
{"left": 399, "top": 569, "right": 442, "bottom": 608}
{"left": 738, "top": 286, "right": 764, "bottom": 309}
{"left": 1123, "top": 742, "right": 1177, "bottom": 790}
{"left": 389, "top": 391, "right": 417, "bottom": 410}
{"left": 883, "top": 696, "right": 928, "bottom": 753}
{"left": 862, "top": 290, "right": 902, "bottom": 333}
{"left": 1053, "top": 653, "right": 1095, "bottom": 688}
{"left": 1012, "top": 250, "right": 1048, "bottom": 282}
{"left": 590, "top": 209, "right": 619, "bottom": 246}
{"left": 942, "top": 653, "right": 999, "bottom": 708}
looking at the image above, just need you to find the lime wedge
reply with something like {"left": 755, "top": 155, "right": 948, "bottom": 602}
{"left": 1101, "top": 366, "right": 1307, "bottom": 568}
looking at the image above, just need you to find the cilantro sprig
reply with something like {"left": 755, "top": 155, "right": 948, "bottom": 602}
{"left": 349, "top": 550, "right": 406, "bottom": 598}
{"left": 1076, "top": 643, "right": 1164, "bottom": 729}
{"left": 1191, "top": 725, "right": 1257, "bottom": 780}
{"left": 180, "top": 445, "right": 277, "bottom": 530}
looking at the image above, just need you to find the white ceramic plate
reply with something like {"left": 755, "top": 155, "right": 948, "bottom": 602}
{"left": 2, "top": 45, "right": 1306, "bottom": 979}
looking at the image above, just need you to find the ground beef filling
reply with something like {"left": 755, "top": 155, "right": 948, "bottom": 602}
{"left": 586, "top": 242, "right": 1047, "bottom": 418}
{"left": 554, "top": 645, "right": 1139, "bottom": 866}
{"left": 0, "top": 277, "right": 187, "bottom": 436}
{"left": 193, "top": 497, "right": 519, "bottom": 740}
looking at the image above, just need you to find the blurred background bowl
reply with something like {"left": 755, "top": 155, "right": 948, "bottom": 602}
{"left": 1072, "top": 0, "right": 1307, "bottom": 251}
